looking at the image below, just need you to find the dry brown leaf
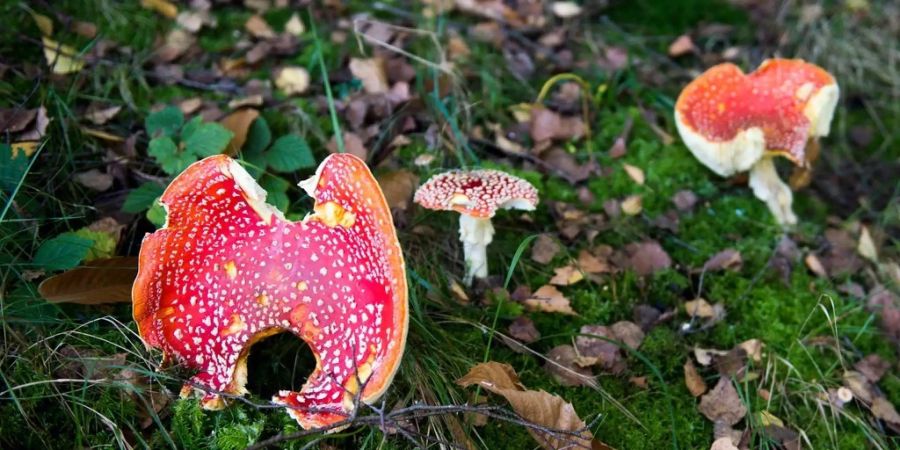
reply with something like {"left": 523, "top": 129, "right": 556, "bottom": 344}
{"left": 141, "top": 0, "right": 178, "bottom": 18}
{"left": 284, "top": 12, "right": 305, "bottom": 36}
{"left": 575, "top": 324, "right": 624, "bottom": 372}
{"left": 551, "top": 1, "right": 583, "bottom": 18}
{"left": 457, "top": 362, "right": 603, "bottom": 450}
{"left": 577, "top": 250, "right": 611, "bottom": 274}
{"left": 668, "top": 34, "right": 695, "bottom": 57}
{"left": 854, "top": 354, "right": 890, "bottom": 383}
{"left": 871, "top": 397, "right": 900, "bottom": 426}
{"left": 245, "top": 15, "right": 276, "bottom": 39}
{"left": 73, "top": 169, "right": 113, "bottom": 192}
{"left": 327, "top": 132, "right": 367, "bottom": 160}
{"left": 698, "top": 377, "right": 747, "bottom": 426}
{"left": 523, "top": 285, "right": 575, "bottom": 315}
{"left": 621, "top": 195, "right": 643, "bottom": 215}
{"left": 694, "top": 347, "right": 728, "bottom": 366}
{"left": 349, "top": 57, "right": 389, "bottom": 94}
{"left": 219, "top": 108, "right": 259, "bottom": 155}
{"left": 843, "top": 370, "right": 875, "bottom": 404}
{"left": 685, "top": 298, "right": 716, "bottom": 319}
{"left": 858, "top": 225, "right": 878, "bottom": 263}
{"left": 508, "top": 316, "right": 540, "bottom": 343}
{"left": 531, "top": 234, "right": 561, "bottom": 264}
{"left": 530, "top": 107, "right": 585, "bottom": 143}
{"left": 737, "top": 339, "right": 763, "bottom": 363}
{"left": 622, "top": 163, "right": 645, "bottom": 185}
{"left": 544, "top": 345, "right": 596, "bottom": 387}
{"left": 38, "top": 257, "right": 138, "bottom": 304}
{"left": 623, "top": 240, "right": 671, "bottom": 276}
{"left": 274, "top": 66, "right": 310, "bottom": 96}
{"left": 376, "top": 170, "right": 419, "bottom": 211}
{"left": 804, "top": 253, "right": 828, "bottom": 278}
{"left": 673, "top": 190, "right": 698, "bottom": 211}
{"left": 549, "top": 265, "right": 584, "bottom": 286}
{"left": 703, "top": 249, "right": 743, "bottom": 272}
{"left": 684, "top": 359, "right": 708, "bottom": 397}
{"left": 85, "top": 105, "right": 121, "bottom": 125}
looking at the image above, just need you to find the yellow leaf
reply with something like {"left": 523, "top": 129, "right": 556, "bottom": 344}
{"left": 274, "top": 66, "right": 310, "bottom": 96}
{"left": 42, "top": 37, "right": 84, "bottom": 75}
{"left": 622, "top": 163, "right": 645, "bottom": 185}
{"left": 524, "top": 285, "right": 576, "bottom": 315}
{"left": 81, "top": 127, "right": 124, "bottom": 142}
{"left": 284, "top": 13, "right": 305, "bottom": 36}
{"left": 349, "top": 57, "right": 389, "bottom": 94}
{"left": 858, "top": 225, "right": 878, "bottom": 263}
{"left": 11, "top": 142, "right": 38, "bottom": 158}
{"left": 141, "top": 0, "right": 178, "bottom": 19}
{"left": 30, "top": 11, "right": 53, "bottom": 36}
{"left": 621, "top": 194, "right": 643, "bottom": 215}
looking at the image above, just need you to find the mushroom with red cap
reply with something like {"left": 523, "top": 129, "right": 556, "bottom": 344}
{"left": 132, "top": 153, "right": 408, "bottom": 430}
{"left": 674, "top": 58, "right": 838, "bottom": 226}
{"left": 414, "top": 169, "right": 538, "bottom": 285}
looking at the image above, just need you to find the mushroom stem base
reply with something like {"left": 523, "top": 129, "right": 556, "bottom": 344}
{"left": 749, "top": 156, "right": 797, "bottom": 226}
{"left": 459, "top": 215, "right": 495, "bottom": 285}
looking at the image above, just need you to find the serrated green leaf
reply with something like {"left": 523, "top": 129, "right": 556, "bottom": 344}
{"left": 180, "top": 116, "right": 203, "bottom": 140}
{"left": 243, "top": 117, "right": 272, "bottom": 156}
{"left": 33, "top": 234, "right": 93, "bottom": 271}
{"left": 148, "top": 136, "right": 195, "bottom": 175}
{"left": 145, "top": 106, "right": 184, "bottom": 138}
{"left": 266, "top": 134, "right": 315, "bottom": 172}
{"left": 184, "top": 123, "right": 234, "bottom": 157}
{"left": 123, "top": 182, "right": 165, "bottom": 213}
{"left": 146, "top": 199, "right": 167, "bottom": 228}
{"left": 242, "top": 151, "right": 268, "bottom": 179}
{"left": 71, "top": 229, "right": 117, "bottom": 261}
{"left": 259, "top": 174, "right": 291, "bottom": 212}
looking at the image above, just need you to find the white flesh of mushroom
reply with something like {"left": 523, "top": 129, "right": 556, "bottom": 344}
{"left": 459, "top": 214, "right": 495, "bottom": 285}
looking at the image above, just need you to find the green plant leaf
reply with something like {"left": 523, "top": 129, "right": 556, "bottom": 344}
{"left": 259, "top": 174, "right": 290, "bottom": 212}
{"left": 72, "top": 229, "right": 117, "bottom": 261}
{"left": 266, "top": 134, "right": 315, "bottom": 172}
{"left": 123, "top": 182, "right": 165, "bottom": 213}
{"left": 148, "top": 136, "right": 194, "bottom": 175}
{"left": 146, "top": 199, "right": 167, "bottom": 227}
{"left": 33, "top": 234, "right": 93, "bottom": 271}
{"left": 0, "top": 143, "right": 30, "bottom": 197}
{"left": 184, "top": 122, "right": 234, "bottom": 157}
{"left": 145, "top": 106, "right": 184, "bottom": 138}
{"left": 243, "top": 117, "right": 272, "bottom": 156}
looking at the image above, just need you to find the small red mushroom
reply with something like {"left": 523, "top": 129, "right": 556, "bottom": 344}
{"left": 674, "top": 58, "right": 838, "bottom": 226}
{"left": 414, "top": 169, "right": 538, "bottom": 285}
{"left": 132, "top": 154, "right": 407, "bottom": 430}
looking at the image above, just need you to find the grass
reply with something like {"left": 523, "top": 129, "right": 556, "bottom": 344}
{"left": 1, "top": 0, "right": 899, "bottom": 449}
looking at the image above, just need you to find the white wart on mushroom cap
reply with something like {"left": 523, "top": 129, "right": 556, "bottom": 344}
{"left": 132, "top": 154, "right": 408, "bottom": 430}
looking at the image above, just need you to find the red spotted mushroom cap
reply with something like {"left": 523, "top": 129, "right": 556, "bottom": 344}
{"left": 413, "top": 169, "right": 539, "bottom": 218}
{"left": 674, "top": 59, "right": 838, "bottom": 169}
{"left": 132, "top": 154, "right": 407, "bottom": 430}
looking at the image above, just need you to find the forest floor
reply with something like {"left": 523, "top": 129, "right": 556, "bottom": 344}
{"left": 1, "top": 1, "right": 899, "bottom": 449}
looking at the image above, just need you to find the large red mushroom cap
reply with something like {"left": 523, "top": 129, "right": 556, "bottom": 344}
{"left": 674, "top": 58, "right": 838, "bottom": 174}
{"left": 132, "top": 153, "right": 407, "bottom": 430}
{"left": 413, "top": 169, "right": 539, "bottom": 218}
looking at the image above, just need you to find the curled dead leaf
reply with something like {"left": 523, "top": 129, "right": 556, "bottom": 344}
{"left": 523, "top": 285, "right": 576, "bottom": 315}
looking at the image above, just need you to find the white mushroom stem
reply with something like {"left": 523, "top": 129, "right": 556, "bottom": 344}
{"left": 748, "top": 156, "right": 797, "bottom": 226}
{"left": 459, "top": 214, "right": 495, "bottom": 285}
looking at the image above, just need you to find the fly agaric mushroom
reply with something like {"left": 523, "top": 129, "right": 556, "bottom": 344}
{"left": 674, "top": 58, "right": 838, "bottom": 226}
{"left": 414, "top": 169, "right": 538, "bottom": 285}
{"left": 132, "top": 154, "right": 407, "bottom": 430}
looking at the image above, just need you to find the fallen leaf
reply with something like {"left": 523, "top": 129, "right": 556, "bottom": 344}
{"left": 73, "top": 169, "right": 113, "bottom": 192}
{"left": 575, "top": 324, "right": 624, "bottom": 372}
{"left": 738, "top": 339, "right": 763, "bottom": 363}
{"left": 327, "top": 132, "right": 367, "bottom": 160}
{"left": 457, "top": 362, "right": 602, "bottom": 450}
{"left": 523, "top": 285, "right": 575, "bottom": 315}
{"left": 245, "top": 15, "right": 276, "bottom": 39}
{"left": 285, "top": 12, "right": 305, "bottom": 36}
{"left": 804, "top": 253, "right": 828, "bottom": 278}
{"left": 530, "top": 107, "right": 585, "bottom": 143}
{"left": 854, "top": 354, "right": 890, "bottom": 383}
{"left": 857, "top": 225, "right": 878, "bottom": 263}
{"left": 549, "top": 265, "right": 584, "bottom": 286}
{"left": 551, "top": 1, "right": 582, "bottom": 18}
{"left": 702, "top": 249, "right": 742, "bottom": 272}
{"left": 620, "top": 195, "right": 643, "bottom": 215}
{"left": 842, "top": 370, "right": 874, "bottom": 404}
{"left": 30, "top": 11, "right": 53, "bottom": 36}
{"left": 449, "top": 280, "right": 469, "bottom": 304}
{"left": 577, "top": 250, "right": 611, "bottom": 274}
{"left": 698, "top": 377, "right": 748, "bottom": 426}
{"left": 531, "top": 234, "right": 561, "bottom": 264}
{"left": 349, "top": 57, "right": 389, "bottom": 94}
{"left": 544, "top": 345, "right": 596, "bottom": 387}
{"left": 155, "top": 28, "right": 194, "bottom": 62}
{"left": 274, "top": 66, "right": 310, "bottom": 96}
{"left": 227, "top": 95, "right": 264, "bottom": 110}
{"left": 622, "top": 164, "right": 645, "bottom": 185}
{"left": 685, "top": 298, "right": 716, "bottom": 318}
{"left": 38, "top": 257, "right": 139, "bottom": 304}
{"left": 668, "top": 34, "right": 695, "bottom": 57}
{"left": 867, "top": 285, "right": 900, "bottom": 342}
{"left": 141, "top": 0, "right": 178, "bottom": 18}
{"left": 84, "top": 105, "right": 122, "bottom": 125}
{"left": 694, "top": 347, "right": 728, "bottom": 366}
{"left": 42, "top": 37, "right": 84, "bottom": 74}
{"left": 376, "top": 170, "right": 419, "bottom": 211}
{"left": 684, "top": 359, "right": 708, "bottom": 397}
{"left": 673, "top": 190, "right": 698, "bottom": 211}
{"left": 623, "top": 240, "right": 671, "bottom": 276}
{"left": 218, "top": 108, "right": 260, "bottom": 155}
{"left": 0, "top": 108, "right": 37, "bottom": 133}
{"left": 871, "top": 397, "right": 900, "bottom": 427}
{"left": 508, "top": 316, "right": 540, "bottom": 343}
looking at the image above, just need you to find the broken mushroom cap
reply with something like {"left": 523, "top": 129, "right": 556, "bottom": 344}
{"left": 132, "top": 154, "right": 408, "bottom": 430}
{"left": 674, "top": 58, "right": 838, "bottom": 175}
{"left": 413, "top": 169, "right": 539, "bottom": 218}
{"left": 673, "top": 58, "right": 838, "bottom": 226}
{"left": 414, "top": 169, "right": 538, "bottom": 284}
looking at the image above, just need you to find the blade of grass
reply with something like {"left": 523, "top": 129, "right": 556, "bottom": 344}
{"left": 308, "top": 12, "right": 343, "bottom": 154}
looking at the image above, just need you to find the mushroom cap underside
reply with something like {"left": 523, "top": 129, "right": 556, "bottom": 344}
{"left": 132, "top": 154, "right": 408, "bottom": 430}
